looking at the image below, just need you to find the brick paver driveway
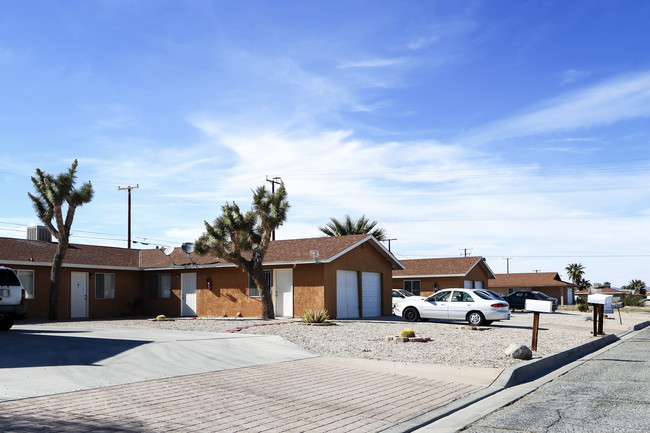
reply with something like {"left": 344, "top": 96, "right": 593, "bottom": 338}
{"left": 0, "top": 357, "right": 481, "bottom": 432}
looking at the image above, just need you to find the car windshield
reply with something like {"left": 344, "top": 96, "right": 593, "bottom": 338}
{"left": 402, "top": 290, "right": 416, "bottom": 297}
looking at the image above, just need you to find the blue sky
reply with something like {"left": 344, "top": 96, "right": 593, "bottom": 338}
{"left": 2, "top": 0, "right": 650, "bottom": 287}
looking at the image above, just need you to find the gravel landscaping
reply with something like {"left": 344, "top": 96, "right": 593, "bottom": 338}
{"left": 21, "top": 310, "right": 649, "bottom": 369}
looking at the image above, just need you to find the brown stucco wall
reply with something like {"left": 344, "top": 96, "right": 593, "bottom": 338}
{"left": 195, "top": 267, "right": 263, "bottom": 317}
{"left": 324, "top": 243, "right": 393, "bottom": 318}
{"left": 393, "top": 264, "right": 492, "bottom": 297}
{"left": 5, "top": 265, "right": 141, "bottom": 320}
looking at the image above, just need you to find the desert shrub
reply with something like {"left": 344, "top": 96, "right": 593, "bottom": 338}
{"left": 621, "top": 295, "right": 646, "bottom": 307}
{"left": 156, "top": 314, "right": 166, "bottom": 320}
{"left": 400, "top": 328, "right": 416, "bottom": 338}
{"left": 577, "top": 302, "right": 589, "bottom": 312}
{"left": 303, "top": 309, "right": 330, "bottom": 323}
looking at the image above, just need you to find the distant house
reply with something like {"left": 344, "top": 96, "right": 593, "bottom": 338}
{"left": 574, "top": 286, "right": 628, "bottom": 303}
{"left": 392, "top": 257, "right": 496, "bottom": 296}
{"left": 488, "top": 272, "right": 576, "bottom": 305}
{"left": 0, "top": 233, "right": 403, "bottom": 320}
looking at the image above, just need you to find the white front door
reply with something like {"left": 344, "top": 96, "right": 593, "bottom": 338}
{"left": 70, "top": 272, "right": 88, "bottom": 318}
{"left": 362, "top": 272, "right": 381, "bottom": 317}
{"left": 181, "top": 273, "right": 197, "bottom": 316}
{"left": 337, "top": 270, "right": 359, "bottom": 319}
{"left": 273, "top": 269, "right": 293, "bottom": 317}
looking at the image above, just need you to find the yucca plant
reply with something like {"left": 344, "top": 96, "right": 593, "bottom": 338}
{"left": 303, "top": 309, "right": 330, "bottom": 323}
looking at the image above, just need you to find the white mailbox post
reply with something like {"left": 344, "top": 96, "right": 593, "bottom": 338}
{"left": 525, "top": 299, "right": 554, "bottom": 351}
{"left": 587, "top": 294, "right": 613, "bottom": 336}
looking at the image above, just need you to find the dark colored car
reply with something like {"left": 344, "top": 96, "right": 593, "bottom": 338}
{"left": 504, "top": 290, "right": 558, "bottom": 311}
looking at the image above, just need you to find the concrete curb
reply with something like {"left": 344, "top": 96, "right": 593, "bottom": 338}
{"left": 384, "top": 319, "right": 650, "bottom": 433}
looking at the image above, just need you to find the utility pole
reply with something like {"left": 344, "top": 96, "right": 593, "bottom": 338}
{"left": 503, "top": 257, "right": 513, "bottom": 274}
{"left": 460, "top": 248, "right": 473, "bottom": 257}
{"left": 385, "top": 238, "right": 397, "bottom": 252}
{"left": 265, "top": 176, "right": 282, "bottom": 241}
{"left": 533, "top": 269, "right": 541, "bottom": 273}
{"left": 118, "top": 185, "right": 139, "bottom": 249}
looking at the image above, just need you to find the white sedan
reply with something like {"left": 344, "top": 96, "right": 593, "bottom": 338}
{"left": 393, "top": 288, "right": 511, "bottom": 326}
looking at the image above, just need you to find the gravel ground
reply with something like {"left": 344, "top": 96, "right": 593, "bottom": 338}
{"left": 21, "top": 310, "right": 650, "bottom": 369}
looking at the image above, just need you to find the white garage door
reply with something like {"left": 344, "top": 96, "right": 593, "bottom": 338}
{"left": 362, "top": 272, "right": 381, "bottom": 317}
{"left": 337, "top": 270, "right": 359, "bottom": 319}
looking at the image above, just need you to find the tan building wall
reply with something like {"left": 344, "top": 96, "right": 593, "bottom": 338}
{"left": 393, "top": 265, "right": 492, "bottom": 297}
{"left": 324, "top": 242, "right": 393, "bottom": 318}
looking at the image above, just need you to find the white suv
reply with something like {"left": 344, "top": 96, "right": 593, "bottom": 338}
{"left": 0, "top": 267, "right": 27, "bottom": 330}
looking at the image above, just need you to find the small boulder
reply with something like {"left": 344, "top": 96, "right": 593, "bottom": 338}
{"left": 505, "top": 343, "right": 533, "bottom": 360}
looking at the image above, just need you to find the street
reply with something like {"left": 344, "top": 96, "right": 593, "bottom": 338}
{"left": 460, "top": 326, "right": 650, "bottom": 432}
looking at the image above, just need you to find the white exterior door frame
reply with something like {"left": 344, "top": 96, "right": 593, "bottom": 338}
{"left": 70, "top": 272, "right": 89, "bottom": 318}
{"left": 181, "top": 273, "right": 197, "bottom": 317}
{"left": 273, "top": 268, "right": 294, "bottom": 317}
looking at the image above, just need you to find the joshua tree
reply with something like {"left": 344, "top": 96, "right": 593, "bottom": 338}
{"left": 195, "top": 184, "right": 289, "bottom": 319}
{"left": 319, "top": 214, "right": 387, "bottom": 241}
{"left": 28, "top": 160, "right": 94, "bottom": 320}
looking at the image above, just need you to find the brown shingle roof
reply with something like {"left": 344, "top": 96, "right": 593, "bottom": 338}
{"left": 392, "top": 256, "right": 494, "bottom": 278}
{"left": 575, "top": 287, "right": 627, "bottom": 295}
{"left": 0, "top": 234, "right": 403, "bottom": 270}
{"left": 0, "top": 237, "right": 140, "bottom": 268}
{"left": 489, "top": 272, "right": 574, "bottom": 289}
{"left": 141, "top": 234, "right": 403, "bottom": 269}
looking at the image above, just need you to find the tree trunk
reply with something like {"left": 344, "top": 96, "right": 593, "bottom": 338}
{"left": 260, "top": 283, "right": 275, "bottom": 320}
{"left": 48, "top": 241, "right": 68, "bottom": 321}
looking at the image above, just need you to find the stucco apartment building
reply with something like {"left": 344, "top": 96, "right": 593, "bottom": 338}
{"left": 488, "top": 272, "right": 576, "bottom": 305}
{"left": 0, "top": 233, "right": 403, "bottom": 320}
{"left": 392, "top": 256, "right": 496, "bottom": 296}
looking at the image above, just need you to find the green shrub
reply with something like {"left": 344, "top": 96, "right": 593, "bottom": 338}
{"left": 577, "top": 302, "right": 589, "bottom": 312}
{"left": 621, "top": 295, "right": 646, "bottom": 307}
{"left": 400, "top": 328, "right": 416, "bottom": 338}
{"left": 303, "top": 309, "right": 330, "bottom": 323}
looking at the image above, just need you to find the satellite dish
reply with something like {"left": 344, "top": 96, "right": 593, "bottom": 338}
{"left": 163, "top": 247, "right": 175, "bottom": 256}
{"left": 181, "top": 243, "right": 194, "bottom": 254}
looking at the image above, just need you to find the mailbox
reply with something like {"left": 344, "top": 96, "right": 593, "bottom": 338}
{"left": 587, "top": 294, "right": 613, "bottom": 305}
{"left": 525, "top": 299, "right": 553, "bottom": 313}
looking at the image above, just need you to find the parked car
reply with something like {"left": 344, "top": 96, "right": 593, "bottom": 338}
{"left": 393, "top": 288, "right": 510, "bottom": 326}
{"left": 0, "top": 267, "right": 27, "bottom": 331}
{"left": 392, "top": 289, "right": 423, "bottom": 309}
{"left": 504, "top": 290, "right": 558, "bottom": 311}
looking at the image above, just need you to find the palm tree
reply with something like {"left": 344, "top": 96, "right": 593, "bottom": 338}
{"left": 28, "top": 160, "right": 94, "bottom": 320}
{"left": 319, "top": 214, "right": 387, "bottom": 241}
{"left": 565, "top": 263, "right": 585, "bottom": 287}
{"left": 622, "top": 279, "right": 646, "bottom": 294}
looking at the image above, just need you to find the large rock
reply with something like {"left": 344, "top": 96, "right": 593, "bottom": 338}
{"left": 505, "top": 343, "right": 533, "bottom": 360}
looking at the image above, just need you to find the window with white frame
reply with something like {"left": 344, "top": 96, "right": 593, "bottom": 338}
{"left": 248, "top": 270, "right": 271, "bottom": 298}
{"left": 403, "top": 280, "right": 421, "bottom": 296}
{"left": 148, "top": 273, "right": 171, "bottom": 299}
{"left": 17, "top": 270, "right": 34, "bottom": 299}
{"left": 95, "top": 273, "right": 115, "bottom": 299}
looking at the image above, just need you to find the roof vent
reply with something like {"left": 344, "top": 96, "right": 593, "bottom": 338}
{"left": 27, "top": 225, "right": 52, "bottom": 242}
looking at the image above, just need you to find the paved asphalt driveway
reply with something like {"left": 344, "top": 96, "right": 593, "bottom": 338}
{"left": 459, "top": 326, "right": 650, "bottom": 433}
{"left": 0, "top": 325, "right": 485, "bottom": 432}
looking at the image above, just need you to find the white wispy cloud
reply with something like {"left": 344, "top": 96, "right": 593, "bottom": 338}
{"left": 407, "top": 35, "right": 439, "bottom": 50}
{"left": 338, "top": 57, "right": 407, "bottom": 69}
{"left": 463, "top": 71, "right": 650, "bottom": 145}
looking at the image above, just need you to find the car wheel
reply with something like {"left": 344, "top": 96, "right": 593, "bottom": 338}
{"left": 403, "top": 307, "right": 420, "bottom": 322}
{"left": 467, "top": 311, "right": 485, "bottom": 326}
{"left": 0, "top": 318, "right": 14, "bottom": 331}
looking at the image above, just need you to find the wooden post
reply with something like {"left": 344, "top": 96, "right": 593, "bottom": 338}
{"left": 531, "top": 311, "right": 540, "bottom": 351}
{"left": 592, "top": 304, "right": 598, "bottom": 336}
{"left": 597, "top": 304, "right": 604, "bottom": 335}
